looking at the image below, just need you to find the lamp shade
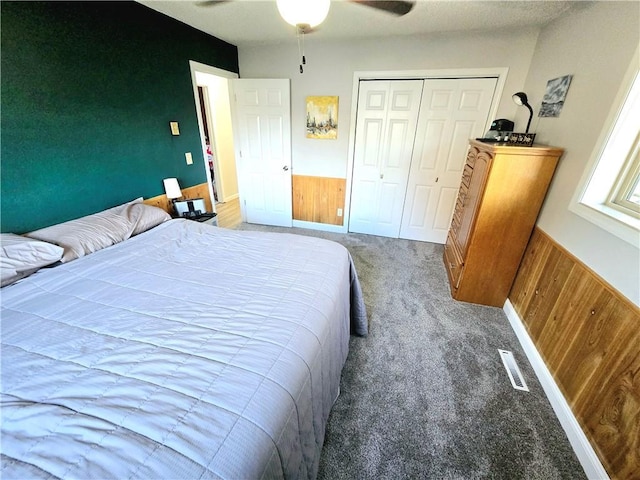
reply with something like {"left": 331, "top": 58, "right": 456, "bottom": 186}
{"left": 512, "top": 92, "right": 529, "bottom": 107}
{"left": 163, "top": 178, "right": 182, "bottom": 200}
{"left": 276, "top": 0, "right": 330, "bottom": 28}
{"left": 512, "top": 91, "right": 534, "bottom": 134}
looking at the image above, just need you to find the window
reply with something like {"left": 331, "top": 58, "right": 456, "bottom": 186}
{"left": 607, "top": 131, "right": 640, "bottom": 217}
{"left": 571, "top": 61, "right": 640, "bottom": 246}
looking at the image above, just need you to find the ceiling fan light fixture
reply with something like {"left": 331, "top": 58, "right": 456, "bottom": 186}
{"left": 276, "top": 0, "right": 330, "bottom": 29}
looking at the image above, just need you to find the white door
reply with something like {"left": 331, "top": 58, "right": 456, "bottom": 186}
{"left": 348, "top": 80, "right": 423, "bottom": 237}
{"left": 399, "top": 78, "right": 497, "bottom": 242}
{"left": 231, "top": 79, "right": 292, "bottom": 227}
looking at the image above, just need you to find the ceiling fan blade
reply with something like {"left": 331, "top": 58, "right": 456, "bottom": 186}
{"left": 195, "top": 1, "right": 230, "bottom": 7}
{"left": 350, "top": 0, "right": 415, "bottom": 16}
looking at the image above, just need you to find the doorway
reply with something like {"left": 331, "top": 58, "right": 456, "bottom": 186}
{"left": 189, "top": 61, "right": 240, "bottom": 213}
{"left": 190, "top": 63, "right": 292, "bottom": 227}
{"left": 196, "top": 86, "right": 219, "bottom": 203}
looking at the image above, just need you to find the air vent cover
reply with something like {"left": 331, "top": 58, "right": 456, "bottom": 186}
{"left": 498, "top": 349, "right": 529, "bottom": 392}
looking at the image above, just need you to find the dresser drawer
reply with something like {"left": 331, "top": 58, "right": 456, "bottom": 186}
{"left": 450, "top": 183, "right": 466, "bottom": 235}
{"left": 461, "top": 163, "right": 473, "bottom": 188}
{"left": 444, "top": 233, "right": 464, "bottom": 290}
{"left": 450, "top": 210, "right": 461, "bottom": 234}
{"left": 456, "top": 182, "right": 469, "bottom": 210}
{"left": 465, "top": 146, "right": 479, "bottom": 169}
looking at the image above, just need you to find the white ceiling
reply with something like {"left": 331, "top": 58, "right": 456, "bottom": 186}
{"left": 138, "top": 0, "right": 581, "bottom": 47}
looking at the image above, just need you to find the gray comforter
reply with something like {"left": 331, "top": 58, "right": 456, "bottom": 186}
{"left": 0, "top": 219, "right": 367, "bottom": 479}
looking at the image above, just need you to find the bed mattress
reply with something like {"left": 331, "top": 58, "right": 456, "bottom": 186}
{"left": 0, "top": 219, "right": 367, "bottom": 479}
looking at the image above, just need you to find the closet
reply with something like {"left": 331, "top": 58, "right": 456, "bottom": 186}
{"left": 349, "top": 77, "right": 497, "bottom": 242}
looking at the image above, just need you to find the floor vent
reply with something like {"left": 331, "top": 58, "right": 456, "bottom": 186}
{"left": 498, "top": 349, "right": 529, "bottom": 392}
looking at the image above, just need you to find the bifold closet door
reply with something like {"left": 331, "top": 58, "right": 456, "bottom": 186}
{"left": 348, "top": 80, "right": 423, "bottom": 237}
{"left": 399, "top": 77, "right": 497, "bottom": 243}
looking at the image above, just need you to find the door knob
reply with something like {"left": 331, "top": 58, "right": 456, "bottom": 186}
{"left": 283, "top": 166, "right": 289, "bottom": 171}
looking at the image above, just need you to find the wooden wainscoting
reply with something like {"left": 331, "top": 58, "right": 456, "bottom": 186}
{"left": 292, "top": 175, "right": 346, "bottom": 226}
{"left": 143, "top": 182, "right": 213, "bottom": 215}
{"left": 509, "top": 227, "right": 640, "bottom": 479}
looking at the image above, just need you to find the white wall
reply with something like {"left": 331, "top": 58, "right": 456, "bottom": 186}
{"left": 518, "top": 1, "right": 640, "bottom": 305}
{"left": 238, "top": 28, "right": 540, "bottom": 178}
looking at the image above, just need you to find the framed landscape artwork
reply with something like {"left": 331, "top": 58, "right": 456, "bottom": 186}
{"left": 539, "top": 75, "right": 573, "bottom": 117}
{"left": 306, "top": 96, "right": 338, "bottom": 139}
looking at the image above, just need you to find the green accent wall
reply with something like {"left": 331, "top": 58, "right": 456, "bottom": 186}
{"left": 1, "top": 1, "right": 239, "bottom": 233}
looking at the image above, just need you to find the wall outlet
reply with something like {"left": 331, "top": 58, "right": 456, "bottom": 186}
{"left": 337, "top": 208, "right": 343, "bottom": 217}
{"left": 185, "top": 152, "right": 193, "bottom": 165}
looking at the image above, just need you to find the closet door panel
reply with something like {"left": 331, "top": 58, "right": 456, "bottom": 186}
{"left": 400, "top": 78, "right": 497, "bottom": 243}
{"left": 349, "top": 80, "right": 423, "bottom": 237}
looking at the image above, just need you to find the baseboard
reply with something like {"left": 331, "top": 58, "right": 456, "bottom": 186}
{"left": 292, "top": 220, "right": 347, "bottom": 234}
{"left": 220, "top": 193, "right": 239, "bottom": 203}
{"left": 503, "top": 300, "right": 609, "bottom": 480}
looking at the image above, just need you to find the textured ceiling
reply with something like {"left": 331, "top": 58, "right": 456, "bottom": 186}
{"left": 137, "top": 0, "right": 581, "bottom": 47}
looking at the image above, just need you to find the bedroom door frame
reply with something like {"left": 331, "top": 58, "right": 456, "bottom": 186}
{"left": 189, "top": 60, "right": 239, "bottom": 212}
{"left": 343, "top": 67, "right": 508, "bottom": 237}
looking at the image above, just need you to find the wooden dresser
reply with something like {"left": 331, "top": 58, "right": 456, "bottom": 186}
{"left": 444, "top": 140, "right": 563, "bottom": 307}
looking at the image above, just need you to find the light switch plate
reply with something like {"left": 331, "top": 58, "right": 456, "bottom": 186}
{"left": 170, "top": 122, "right": 180, "bottom": 135}
{"left": 185, "top": 152, "right": 193, "bottom": 165}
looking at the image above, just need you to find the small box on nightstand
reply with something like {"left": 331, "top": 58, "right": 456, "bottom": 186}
{"left": 185, "top": 212, "right": 218, "bottom": 227}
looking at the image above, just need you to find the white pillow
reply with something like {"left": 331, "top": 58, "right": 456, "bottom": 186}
{"left": 1, "top": 234, "right": 64, "bottom": 287}
{"left": 125, "top": 203, "right": 171, "bottom": 236}
{"left": 25, "top": 198, "right": 143, "bottom": 263}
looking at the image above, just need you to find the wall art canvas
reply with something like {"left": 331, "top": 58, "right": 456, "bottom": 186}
{"left": 306, "top": 96, "right": 338, "bottom": 139}
{"left": 539, "top": 75, "right": 573, "bottom": 117}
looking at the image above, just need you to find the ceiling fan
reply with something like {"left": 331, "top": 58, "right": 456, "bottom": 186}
{"left": 343, "top": 1, "right": 415, "bottom": 16}
{"left": 197, "top": 0, "right": 416, "bottom": 72}
{"left": 197, "top": 1, "right": 416, "bottom": 27}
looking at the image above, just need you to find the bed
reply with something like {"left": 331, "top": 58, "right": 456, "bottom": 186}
{"left": 0, "top": 207, "right": 368, "bottom": 479}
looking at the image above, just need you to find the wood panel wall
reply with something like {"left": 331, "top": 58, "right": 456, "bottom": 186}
{"left": 143, "top": 183, "right": 213, "bottom": 215}
{"left": 292, "top": 175, "right": 346, "bottom": 226}
{"left": 509, "top": 227, "right": 640, "bottom": 479}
